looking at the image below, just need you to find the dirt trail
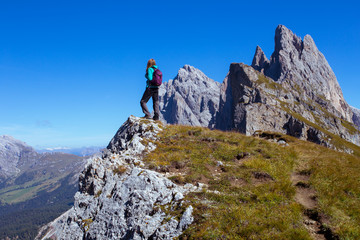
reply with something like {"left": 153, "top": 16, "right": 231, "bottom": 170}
{"left": 291, "top": 173, "right": 317, "bottom": 210}
{"left": 291, "top": 172, "right": 327, "bottom": 240}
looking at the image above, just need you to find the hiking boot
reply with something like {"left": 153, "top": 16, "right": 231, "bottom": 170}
{"left": 153, "top": 116, "right": 159, "bottom": 121}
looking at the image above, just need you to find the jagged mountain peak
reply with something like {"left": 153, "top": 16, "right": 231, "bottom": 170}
{"left": 251, "top": 45, "right": 270, "bottom": 73}
{"left": 274, "top": 24, "right": 303, "bottom": 50}
{"left": 157, "top": 25, "right": 359, "bottom": 149}
{"left": 182, "top": 64, "right": 196, "bottom": 72}
{"left": 303, "top": 34, "right": 317, "bottom": 50}
{"left": 159, "top": 65, "right": 221, "bottom": 128}
{"left": 176, "top": 64, "right": 216, "bottom": 85}
{"left": 273, "top": 25, "right": 318, "bottom": 60}
{"left": 254, "top": 24, "right": 352, "bottom": 122}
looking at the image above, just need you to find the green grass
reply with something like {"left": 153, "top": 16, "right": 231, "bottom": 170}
{"left": 291, "top": 139, "right": 360, "bottom": 239}
{"left": 142, "top": 125, "right": 360, "bottom": 239}
{"left": 341, "top": 119, "right": 360, "bottom": 135}
{"left": 0, "top": 176, "right": 47, "bottom": 194}
{"left": 0, "top": 174, "right": 67, "bottom": 204}
{"left": 255, "top": 73, "right": 286, "bottom": 92}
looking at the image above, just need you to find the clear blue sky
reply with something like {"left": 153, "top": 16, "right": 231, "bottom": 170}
{"left": 1, "top": 0, "right": 359, "bottom": 148}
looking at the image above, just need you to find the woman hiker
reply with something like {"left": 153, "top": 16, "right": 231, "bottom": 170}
{"left": 140, "top": 58, "right": 162, "bottom": 120}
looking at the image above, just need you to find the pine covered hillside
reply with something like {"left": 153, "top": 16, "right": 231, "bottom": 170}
{"left": 38, "top": 117, "right": 360, "bottom": 240}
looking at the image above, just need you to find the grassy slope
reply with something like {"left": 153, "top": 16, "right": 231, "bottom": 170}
{"left": 0, "top": 153, "right": 84, "bottom": 205}
{"left": 143, "top": 124, "right": 360, "bottom": 239}
{"left": 0, "top": 173, "right": 68, "bottom": 204}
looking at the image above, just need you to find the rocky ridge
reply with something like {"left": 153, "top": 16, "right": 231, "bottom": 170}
{"left": 158, "top": 25, "right": 360, "bottom": 150}
{"left": 36, "top": 116, "right": 197, "bottom": 240}
{"left": 217, "top": 63, "right": 360, "bottom": 149}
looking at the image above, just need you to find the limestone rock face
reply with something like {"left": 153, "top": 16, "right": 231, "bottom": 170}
{"left": 258, "top": 25, "right": 352, "bottom": 122}
{"left": 36, "top": 116, "right": 196, "bottom": 240}
{"left": 216, "top": 62, "right": 360, "bottom": 149}
{"left": 159, "top": 65, "right": 221, "bottom": 128}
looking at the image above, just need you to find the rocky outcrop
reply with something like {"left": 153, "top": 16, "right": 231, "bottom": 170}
{"left": 216, "top": 62, "right": 360, "bottom": 149}
{"left": 37, "top": 116, "right": 196, "bottom": 240}
{"left": 217, "top": 64, "right": 311, "bottom": 141}
{"left": 159, "top": 65, "right": 221, "bottom": 128}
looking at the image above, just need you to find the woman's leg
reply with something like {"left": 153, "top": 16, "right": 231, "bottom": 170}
{"left": 140, "top": 88, "right": 152, "bottom": 117}
{"left": 152, "top": 88, "right": 160, "bottom": 120}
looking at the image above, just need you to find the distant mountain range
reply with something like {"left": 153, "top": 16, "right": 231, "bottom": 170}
{"left": 37, "top": 146, "right": 104, "bottom": 157}
{"left": 0, "top": 135, "right": 87, "bottom": 187}
{"left": 0, "top": 135, "right": 89, "bottom": 239}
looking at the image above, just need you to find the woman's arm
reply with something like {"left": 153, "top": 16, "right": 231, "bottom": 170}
{"left": 147, "top": 67, "right": 154, "bottom": 81}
